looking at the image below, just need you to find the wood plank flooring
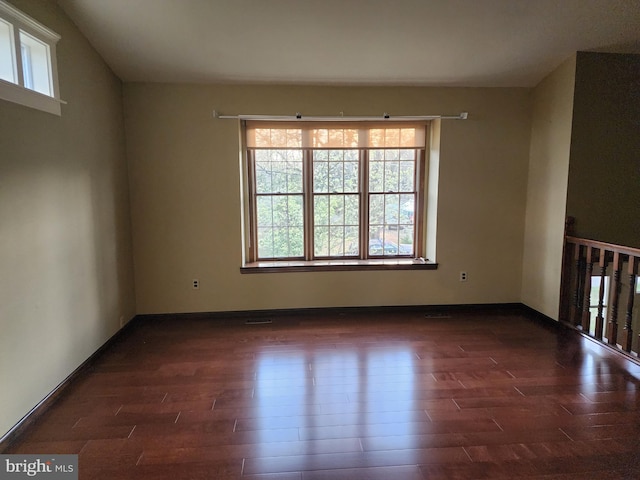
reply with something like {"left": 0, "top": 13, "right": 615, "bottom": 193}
{"left": 5, "top": 309, "right": 640, "bottom": 479}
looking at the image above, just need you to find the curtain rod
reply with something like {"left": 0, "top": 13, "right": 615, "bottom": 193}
{"left": 212, "top": 111, "right": 468, "bottom": 121}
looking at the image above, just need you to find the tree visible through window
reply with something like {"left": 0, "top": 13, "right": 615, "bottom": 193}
{"left": 246, "top": 122, "right": 426, "bottom": 262}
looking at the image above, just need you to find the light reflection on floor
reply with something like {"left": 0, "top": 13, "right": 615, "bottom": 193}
{"left": 253, "top": 345, "right": 418, "bottom": 469}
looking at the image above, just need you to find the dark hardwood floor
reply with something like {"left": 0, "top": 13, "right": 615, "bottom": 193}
{"left": 5, "top": 309, "right": 640, "bottom": 479}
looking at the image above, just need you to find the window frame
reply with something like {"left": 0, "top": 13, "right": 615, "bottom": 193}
{"left": 242, "top": 121, "right": 433, "bottom": 270}
{"left": 0, "top": 0, "right": 62, "bottom": 115}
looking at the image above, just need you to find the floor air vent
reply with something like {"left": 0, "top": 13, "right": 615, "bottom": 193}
{"left": 245, "top": 318, "right": 273, "bottom": 325}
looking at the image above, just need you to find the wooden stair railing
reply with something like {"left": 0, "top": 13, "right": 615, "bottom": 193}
{"left": 561, "top": 230, "right": 640, "bottom": 357}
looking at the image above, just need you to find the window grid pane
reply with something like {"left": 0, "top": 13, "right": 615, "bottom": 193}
{"left": 368, "top": 148, "right": 417, "bottom": 257}
{"left": 369, "top": 149, "right": 416, "bottom": 193}
{"left": 311, "top": 128, "right": 359, "bottom": 148}
{"left": 368, "top": 192, "right": 416, "bottom": 257}
{"left": 0, "top": 18, "right": 16, "bottom": 84}
{"left": 256, "top": 194, "right": 304, "bottom": 258}
{"left": 314, "top": 150, "right": 359, "bottom": 193}
{"left": 255, "top": 149, "right": 303, "bottom": 194}
{"left": 252, "top": 128, "right": 302, "bottom": 148}
{"left": 19, "top": 30, "right": 51, "bottom": 96}
{"left": 369, "top": 127, "right": 421, "bottom": 148}
{"left": 311, "top": 148, "right": 361, "bottom": 258}
{"left": 314, "top": 193, "right": 359, "bottom": 257}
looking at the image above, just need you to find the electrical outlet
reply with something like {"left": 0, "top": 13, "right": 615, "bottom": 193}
{"left": 119, "top": 315, "right": 125, "bottom": 327}
{"left": 459, "top": 271, "right": 468, "bottom": 282}
{"left": 192, "top": 279, "right": 200, "bottom": 289}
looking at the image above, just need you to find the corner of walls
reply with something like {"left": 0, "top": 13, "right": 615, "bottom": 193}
{"left": 521, "top": 54, "right": 576, "bottom": 320}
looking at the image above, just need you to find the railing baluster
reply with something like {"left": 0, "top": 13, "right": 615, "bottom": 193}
{"left": 607, "top": 251, "right": 622, "bottom": 346}
{"left": 622, "top": 256, "right": 637, "bottom": 353}
{"left": 594, "top": 248, "right": 608, "bottom": 340}
{"left": 563, "top": 232, "right": 640, "bottom": 359}
{"left": 581, "top": 246, "right": 594, "bottom": 332}
{"left": 570, "top": 244, "right": 584, "bottom": 327}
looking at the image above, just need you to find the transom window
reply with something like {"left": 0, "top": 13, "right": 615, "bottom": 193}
{"left": 0, "top": 0, "right": 61, "bottom": 115}
{"left": 245, "top": 122, "right": 427, "bottom": 262}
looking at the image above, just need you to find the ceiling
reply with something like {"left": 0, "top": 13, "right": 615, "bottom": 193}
{"left": 56, "top": 0, "right": 640, "bottom": 87}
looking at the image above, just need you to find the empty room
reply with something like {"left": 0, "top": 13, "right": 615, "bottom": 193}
{"left": 1, "top": 0, "right": 640, "bottom": 478}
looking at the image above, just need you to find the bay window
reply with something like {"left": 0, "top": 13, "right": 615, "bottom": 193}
{"left": 244, "top": 121, "right": 429, "bottom": 267}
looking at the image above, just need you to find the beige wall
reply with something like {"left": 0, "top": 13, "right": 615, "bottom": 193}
{"left": 0, "top": 0, "right": 136, "bottom": 437}
{"left": 124, "top": 83, "right": 531, "bottom": 314}
{"left": 521, "top": 56, "right": 576, "bottom": 319}
{"left": 567, "top": 52, "right": 640, "bottom": 248}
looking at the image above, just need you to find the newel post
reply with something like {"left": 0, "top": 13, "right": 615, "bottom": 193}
{"left": 559, "top": 216, "right": 576, "bottom": 323}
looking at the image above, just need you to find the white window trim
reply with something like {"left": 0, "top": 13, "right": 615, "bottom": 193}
{"left": 0, "top": 0, "right": 63, "bottom": 115}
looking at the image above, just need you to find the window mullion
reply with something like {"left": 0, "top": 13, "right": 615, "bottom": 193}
{"left": 247, "top": 150, "right": 258, "bottom": 262}
{"left": 303, "top": 148, "right": 313, "bottom": 260}
{"left": 360, "top": 148, "right": 369, "bottom": 259}
{"left": 11, "top": 25, "right": 23, "bottom": 86}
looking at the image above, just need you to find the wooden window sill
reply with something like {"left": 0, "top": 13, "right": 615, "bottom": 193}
{"left": 241, "top": 258, "right": 438, "bottom": 273}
